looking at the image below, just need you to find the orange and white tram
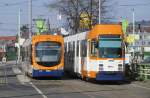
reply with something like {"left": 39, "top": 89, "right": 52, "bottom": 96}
{"left": 64, "top": 24, "right": 125, "bottom": 81}
{"left": 22, "top": 34, "right": 64, "bottom": 77}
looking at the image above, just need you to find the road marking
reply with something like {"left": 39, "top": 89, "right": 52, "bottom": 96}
{"left": 131, "top": 84, "right": 150, "bottom": 90}
{"left": 12, "top": 66, "right": 21, "bottom": 74}
{"left": 12, "top": 66, "right": 30, "bottom": 84}
{"left": 29, "top": 82, "right": 48, "bottom": 98}
{"left": 12, "top": 66, "right": 48, "bottom": 98}
{"left": 17, "top": 75, "right": 30, "bottom": 84}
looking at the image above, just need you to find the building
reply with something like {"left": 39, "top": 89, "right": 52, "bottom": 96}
{"left": 0, "top": 36, "right": 16, "bottom": 61}
{"left": 126, "top": 21, "right": 150, "bottom": 61}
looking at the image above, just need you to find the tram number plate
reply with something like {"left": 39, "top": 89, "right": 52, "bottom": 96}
{"left": 46, "top": 70, "right": 51, "bottom": 72}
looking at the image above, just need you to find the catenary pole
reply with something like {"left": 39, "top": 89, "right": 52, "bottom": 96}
{"left": 29, "top": 0, "right": 32, "bottom": 39}
{"left": 17, "top": 9, "right": 21, "bottom": 63}
{"left": 99, "top": 0, "right": 101, "bottom": 24}
{"left": 132, "top": 8, "right": 135, "bottom": 58}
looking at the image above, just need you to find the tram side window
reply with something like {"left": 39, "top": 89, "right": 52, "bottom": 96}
{"left": 64, "top": 43, "right": 67, "bottom": 53}
{"left": 91, "top": 39, "right": 97, "bottom": 57}
{"left": 69, "top": 42, "right": 72, "bottom": 56}
{"left": 68, "top": 42, "right": 71, "bottom": 52}
{"left": 76, "top": 41, "right": 79, "bottom": 57}
{"left": 81, "top": 40, "right": 87, "bottom": 57}
{"left": 80, "top": 40, "right": 83, "bottom": 57}
{"left": 73, "top": 41, "right": 75, "bottom": 57}
{"left": 71, "top": 42, "right": 73, "bottom": 52}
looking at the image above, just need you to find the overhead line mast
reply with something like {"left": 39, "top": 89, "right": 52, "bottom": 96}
{"left": 99, "top": 0, "right": 101, "bottom": 24}
{"left": 29, "top": 0, "right": 32, "bottom": 39}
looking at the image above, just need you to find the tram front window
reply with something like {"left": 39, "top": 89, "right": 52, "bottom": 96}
{"left": 98, "top": 37, "right": 122, "bottom": 58}
{"left": 99, "top": 48, "right": 122, "bottom": 58}
{"left": 35, "top": 41, "right": 61, "bottom": 67}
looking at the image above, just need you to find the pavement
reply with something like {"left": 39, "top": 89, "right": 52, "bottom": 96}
{"left": 0, "top": 61, "right": 150, "bottom": 98}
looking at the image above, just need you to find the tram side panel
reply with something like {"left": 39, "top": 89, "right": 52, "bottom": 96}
{"left": 75, "top": 40, "right": 81, "bottom": 76}
{"left": 65, "top": 39, "right": 88, "bottom": 78}
{"left": 64, "top": 33, "right": 88, "bottom": 78}
{"left": 64, "top": 41, "right": 75, "bottom": 75}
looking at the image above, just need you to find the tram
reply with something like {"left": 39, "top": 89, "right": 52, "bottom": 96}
{"left": 64, "top": 24, "right": 125, "bottom": 81}
{"left": 22, "top": 34, "right": 64, "bottom": 77}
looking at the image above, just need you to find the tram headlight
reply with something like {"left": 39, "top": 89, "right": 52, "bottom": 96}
{"left": 118, "top": 64, "right": 123, "bottom": 71}
{"left": 99, "top": 64, "right": 103, "bottom": 71}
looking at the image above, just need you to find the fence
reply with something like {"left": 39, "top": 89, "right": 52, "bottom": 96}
{"left": 0, "top": 63, "right": 8, "bottom": 84}
{"left": 138, "top": 64, "right": 150, "bottom": 80}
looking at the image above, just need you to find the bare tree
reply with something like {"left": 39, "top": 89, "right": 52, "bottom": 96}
{"left": 47, "top": 0, "right": 114, "bottom": 34}
{"left": 20, "top": 24, "right": 29, "bottom": 39}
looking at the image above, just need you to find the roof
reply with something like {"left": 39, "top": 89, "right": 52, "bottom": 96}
{"left": 0, "top": 49, "right": 3, "bottom": 52}
{"left": 64, "top": 31, "right": 87, "bottom": 42}
{"left": 32, "top": 34, "right": 64, "bottom": 45}
{"left": 0, "top": 36, "right": 16, "bottom": 47}
{"left": 87, "top": 24, "right": 123, "bottom": 39}
{"left": 0, "top": 36, "right": 16, "bottom": 41}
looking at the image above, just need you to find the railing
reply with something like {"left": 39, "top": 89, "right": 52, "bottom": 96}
{"left": 138, "top": 64, "right": 150, "bottom": 80}
{"left": 0, "top": 63, "right": 8, "bottom": 84}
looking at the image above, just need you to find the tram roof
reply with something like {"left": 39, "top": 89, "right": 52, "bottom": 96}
{"left": 32, "top": 34, "right": 64, "bottom": 44}
{"left": 87, "top": 24, "right": 123, "bottom": 39}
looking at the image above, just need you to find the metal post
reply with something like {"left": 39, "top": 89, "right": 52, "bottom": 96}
{"left": 90, "top": 0, "right": 92, "bottom": 29}
{"left": 76, "top": 0, "right": 79, "bottom": 34}
{"left": 57, "top": 10, "right": 61, "bottom": 30}
{"left": 17, "top": 9, "right": 21, "bottom": 63}
{"left": 29, "top": 0, "right": 32, "bottom": 39}
{"left": 47, "top": 18, "right": 51, "bottom": 34}
{"left": 99, "top": 0, "right": 101, "bottom": 24}
{"left": 132, "top": 8, "right": 135, "bottom": 58}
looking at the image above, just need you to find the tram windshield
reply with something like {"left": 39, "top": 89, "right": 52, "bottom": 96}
{"left": 35, "top": 41, "right": 61, "bottom": 67}
{"left": 98, "top": 35, "right": 123, "bottom": 58}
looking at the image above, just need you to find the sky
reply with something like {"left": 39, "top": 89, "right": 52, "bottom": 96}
{"left": 0, "top": 0, "right": 150, "bottom": 36}
{"left": 114, "top": 0, "right": 150, "bottom": 22}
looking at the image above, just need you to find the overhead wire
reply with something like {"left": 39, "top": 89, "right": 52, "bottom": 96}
{"left": 0, "top": 28, "right": 17, "bottom": 31}
{"left": 119, "top": 2, "right": 150, "bottom": 7}
{"left": 0, "top": 22, "right": 19, "bottom": 26}
{"left": 0, "top": 0, "right": 42, "bottom": 7}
